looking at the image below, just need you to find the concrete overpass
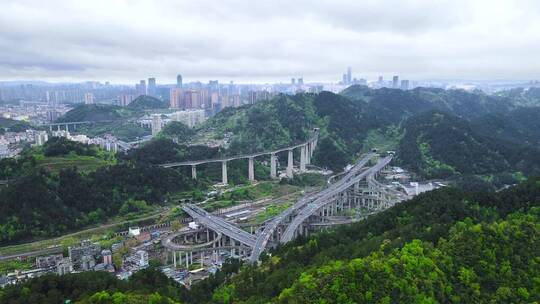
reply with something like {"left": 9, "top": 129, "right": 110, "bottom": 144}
{"left": 248, "top": 152, "right": 376, "bottom": 262}
{"left": 164, "top": 152, "right": 402, "bottom": 265}
{"left": 160, "top": 129, "right": 320, "bottom": 183}
{"left": 181, "top": 204, "right": 256, "bottom": 248}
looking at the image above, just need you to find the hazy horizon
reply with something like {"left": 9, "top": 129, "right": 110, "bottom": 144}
{"left": 1, "top": 0, "right": 539, "bottom": 83}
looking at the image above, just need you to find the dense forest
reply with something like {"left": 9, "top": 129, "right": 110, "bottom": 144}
{"left": 2, "top": 86, "right": 540, "bottom": 243}
{"left": 0, "top": 137, "right": 197, "bottom": 244}
{"left": 2, "top": 177, "right": 538, "bottom": 303}
{"left": 196, "top": 86, "right": 540, "bottom": 184}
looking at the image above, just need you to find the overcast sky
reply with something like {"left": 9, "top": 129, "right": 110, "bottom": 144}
{"left": 1, "top": 0, "right": 539, "bottom": 84}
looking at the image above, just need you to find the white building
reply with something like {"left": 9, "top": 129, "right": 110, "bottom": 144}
{"left": 84, "top": 93, "right": 95, "bottom": 105}
{"left": 34, "top": 131, "right": 49, "bottom": 146}
{"left": 151, "top": 114, "right": 162, "bottom": 136}
{"left": 136, "top": 250, "right": 149, "bottom": 268}
{"left": 170, "top": 109, "right": 206, "bottom": 128}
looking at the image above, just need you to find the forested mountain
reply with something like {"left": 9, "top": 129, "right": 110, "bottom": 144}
{"left": 471, "top": 107, "right": 540, "bottom": 146}
{"left": 56, "top": 104, "right": 125, "bottom": 122}
{"left": 195, "top": 86, "right": 540, "bottom": 182}
{"left": 127, "top": 95, "right": 169, "bottom": 110}
{"left": 3, "top": 86, "right": 539, "bottom": 243}
{"left": 0, "top": 138, "right": 197, "bottom": 244}
{"left": 397, "top": 110, "right": 540, "bottom": 179}
{"left": 3, "top": 177, "right": 538, "bottom": 303}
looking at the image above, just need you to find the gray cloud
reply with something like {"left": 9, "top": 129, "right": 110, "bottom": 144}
{"left": 0, "top": 0, "right": 539, "bottom": 83}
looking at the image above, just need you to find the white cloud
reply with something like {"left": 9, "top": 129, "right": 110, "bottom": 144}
{"left": 0, "top": 0, "right": 539, "bottom": 83}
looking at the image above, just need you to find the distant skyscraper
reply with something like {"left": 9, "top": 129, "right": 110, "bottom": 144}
{"left": 138, "top": 80, "right": 146, "bottom": 96}
{"left": 378, "top": 76, "right": 383, "bottom": 84}
{"left": 347, "top": 67, "right": 352, "bottom": 84}
{"left": 291, "top": 78, "right": 296, "bottom": 85}
{"left": 147, "top": 78, "right": 156, "bottom": 96}
{"left": 118, "top": 94, "right": 134, "bottom": 106}
{"left": 342, "top": 74, "right": 347, "bottom": 84}
{"left": 392, "top": 76, "right": 399, "bottom": 88}
{"left": 298, "top": 77, "right": 304, "bottom": 85}
{"left": 176, "top": 74, "right": 183, "bottom": 88}
{"left": 84, "top": 92, "right": 94, "bottom": 104}
{"left": 400, "top": 80, "right": 410, "bottom": 90}
{"left": 170, "top": 88, "right": 182, "bottom": 108}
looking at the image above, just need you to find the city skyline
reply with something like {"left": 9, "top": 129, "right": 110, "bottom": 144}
{"left": 1, "top": 0, "right": 540, "bottom": 83}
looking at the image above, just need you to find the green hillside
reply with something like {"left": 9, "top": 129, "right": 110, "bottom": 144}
{"left": 3, "top": 177, "right": 539, "bottom": 303}
{"left": 471, "top": 107, "right": 540, "bottom": 146}
{"left": 196, "top": 87, "right": 540, "bottom": 178}
{"left": 56, "top": 104, "right": 127, "bottom": 122}
{"left": 127, "top": 95, "right": 169, "bottom": 110}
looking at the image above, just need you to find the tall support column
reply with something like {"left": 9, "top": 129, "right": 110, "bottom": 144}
{"left": 300, "top": 145, "right": 306, "bottom": 171}
{"left": 185, "top": 252, "right": 189, "bottom": 268}
{"left": 49, "top": 125, "right": 52, "bottom": 132}
{"left": 287, "top": 149, "right": 293, "bottom": 178}
{"left": 191, "top": 165, "right": 197, "bottom": 180}
{"left": 306, "top": 143, "right": 311, "bottom": 164}
{"left": 179, "top": 251, "right": 182, "bottom": 265}
{"left": 222, "top": 161, "right": 228, "bottom": 185}
{"left": 248, "top": 157, "right": 255, "bottom": 182}
{"left": 200, "top": 252, "right": 204, "bottom": 267}
{"left": 173, "top": 251, "right": 177, "bottom": 268}
{"left": 270, "top": 153, "right": 277, "bottom": 179}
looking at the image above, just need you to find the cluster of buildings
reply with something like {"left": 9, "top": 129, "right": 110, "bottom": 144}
{"left": 138, "top": 109, "right": 207, "bottom": 137}
{"left": 0, "top": 127, "right": 123, "bottom": 159}
{"left": 50, "top": 130, "right": 122, "bottom": 152}
{"left": 0, "top": 129, "right": 50, "bottom": 158}
{"left": 0, "top": 238, "right": 150, "bottom": 288}
{"left": 0, "top": 101, "right": 71, "bottom": 125}
{"left": 337, "top": 67, "right": 411, "bottom": 90}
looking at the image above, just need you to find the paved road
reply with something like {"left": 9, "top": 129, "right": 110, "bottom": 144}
{"left": 248, "top": 153, "right": 376, "bottom": 262}
{"left": 182, "top": 204, "right": 257, "bottom": 247}
{"left": 280, "top": 156, "right": 391, "bottom": 243}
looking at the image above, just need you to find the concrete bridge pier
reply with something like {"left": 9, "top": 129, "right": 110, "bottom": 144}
{"left": 248, "top": 157, "right": 255, "bottom": 182}
{"left": 287, "top": 149, "right": 293, "bottom": 178}
{"left": 191, "top": 165, "right": 197, "bottom": 180}
{"left": 270, "top": 153, "right": 277, "bottom": 179}
{"left": 222, "top": 161, "right": 228, "bottom": 185}
{"left": 300, "top": 145, "right": 306, "bottom": 171}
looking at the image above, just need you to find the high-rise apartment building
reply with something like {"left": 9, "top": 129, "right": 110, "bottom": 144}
{"left": 138, "top": 80, "right": 146, "bottom": 96}
{"left": 400, "top": 80, "right": 410, "bottom": 90}
{"left": 176, "top": 74, "right": 183, "bottom": 88}
{"left": 392, "top": 76, "right": 399, "bottom": 88}
{"left": 147, "top": 78, "right": 156, "bottom": 96}
{"left": 151, "top": 114, "right": 162, "bottom": 136}
{"left": 84, "top": 92, "right": 94, "bottom": 104}
{"left": 118, "top": 94, "right": 134, "bottom": 106}
{"left": 347, "top": 67, "right": 352, "bottom": 84}
{"left": 170, "top": 88, "right": 182, "bottom": 108}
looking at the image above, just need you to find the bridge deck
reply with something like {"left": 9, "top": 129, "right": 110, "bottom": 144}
{"left": 249, "top": 153, "right": 376, "bottom": 262}
{"left": 182, "top": 204, "right": 256, "bottom": 247}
